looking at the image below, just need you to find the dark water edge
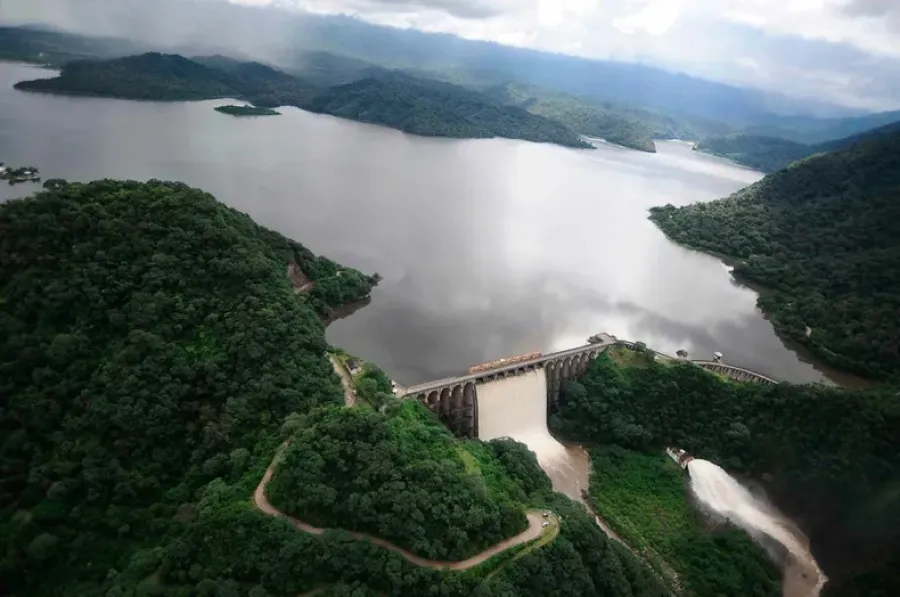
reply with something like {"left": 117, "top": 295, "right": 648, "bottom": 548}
{"left": 649, "top": 227, "right": 875, "bottom": 389}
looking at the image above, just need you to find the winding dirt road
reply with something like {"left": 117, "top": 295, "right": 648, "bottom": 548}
{"left": 329, "top": 355, "right": 356, "bottom": 407}
{"left": 253, "top": 447, "right": 552, "bottom": 571}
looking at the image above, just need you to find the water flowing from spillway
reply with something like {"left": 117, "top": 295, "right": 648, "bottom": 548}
{"left": 688, "top": 459, "right": 827, "bottom": 597}
{"left": 476, "top": 369, "right": 590, "bottom": 501}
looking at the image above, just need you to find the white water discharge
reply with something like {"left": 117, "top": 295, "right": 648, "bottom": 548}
{"left": 476, "top": 369, "right": 590, "bottom": 501}
{"left": 688, "top": 459, "right": 827, "bottom": 597}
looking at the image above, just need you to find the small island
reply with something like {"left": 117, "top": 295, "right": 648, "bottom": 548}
{"left": 214, "top": 105, "right": 280, "bottom": 117}
{"left": 0, "top": 162, "right": 41, "bottom": 185}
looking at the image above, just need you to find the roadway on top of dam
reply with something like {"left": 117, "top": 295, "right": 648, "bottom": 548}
{"left": 398, "top": 334, "right": 778, "bottom": 398}
{"left": 398, "top": 334, "right": 617, "bottom": 397}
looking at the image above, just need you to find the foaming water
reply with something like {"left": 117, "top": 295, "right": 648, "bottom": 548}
{"left": 476, "top": 370, "right": 590, "bottom": 500}
{"left": 688, "top": 459, "right": 827, "bottom": 597}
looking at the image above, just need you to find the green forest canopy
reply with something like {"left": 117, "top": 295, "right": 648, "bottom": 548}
{"left": 266, "top": 402, "right": 530, "bottom": 561}
{"left": 301, "top": 75, "right": 591, "bottom": 148}
{"left": 0, "top": 179, "right": 376, "bottom": 594}
{"left": 0, "top": 179, "right": 676, "bottom": 597}
{"left": 650, "top": 129, "right": 900, "bottom": 380}
{"left": 551, "top": 350, "right": 900, "bottom": 597}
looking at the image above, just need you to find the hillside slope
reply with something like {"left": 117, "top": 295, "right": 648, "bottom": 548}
{"left": 651, "top": 131, "right": 900, "bottom": 379}
{"left": 13, "top": 53, "right": 239, "bottom": 100}
{"left": 0, "top": 179, "right": 377, "bottom": 594}
{"left": 697, "top": 120, "right": 900, "bottom": 172}
{"left": 302, "top": 75, "right": 590, "bottom": 148}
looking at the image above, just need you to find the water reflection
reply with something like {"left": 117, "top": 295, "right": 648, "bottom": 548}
{"left": 0, "top": 61, "right": 847, "bottom": 387}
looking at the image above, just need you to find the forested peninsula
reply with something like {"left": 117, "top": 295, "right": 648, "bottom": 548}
{"left": 651, "top": 129, "right": 900, "bottom": 380}
{"left": 302, "top": 75, "right": 591, "bottom": 148}
{"left": 0, "top": 179, "right": 675, "bottom": 597}
{"left": 551, "top": 348, "right": 900, "bottom": 597}
{"left": 13, "top": 53, "right": 588, "bottom": 149}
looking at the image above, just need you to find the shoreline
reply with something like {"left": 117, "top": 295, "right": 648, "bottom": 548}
{"left": 650, "top": 223, "right": 876, "bottom": 389}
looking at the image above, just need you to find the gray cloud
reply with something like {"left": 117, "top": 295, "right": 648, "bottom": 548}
{"left": 841, "top": 0, "right": 897, "bottom": 18}
{"left": 331, "top": 0, "right": 512, "bottom": 19}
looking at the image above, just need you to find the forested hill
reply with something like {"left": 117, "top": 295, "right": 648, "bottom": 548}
{"left": 696, "top": 119, "right": 900, "bottom": 172}
{"left": 1, "top": 179, "right": 676, "bottom": 597}
{"left": 13, "top": 52, "right": 318, "bottom": 105}
{"left": 13, "top": 52, "right": 587, "bottom": 149}
{"left": 14, "top": 53, "right": 239, "bottom": 100}
{"left": 650, "top": 130, "right": 900, "bottom": 380}
{"left": 483, "top": 82, "right": 657, "bottom": 152}
{"left": 302, "top": 76, "right": 591, "bottom": 148}
{"left": 0, "top": 179, "right": 376, "bottom": 594}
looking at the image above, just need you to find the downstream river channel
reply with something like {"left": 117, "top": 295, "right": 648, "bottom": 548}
{"left": 0, "top": 62, "right": 843, "bottom": 386}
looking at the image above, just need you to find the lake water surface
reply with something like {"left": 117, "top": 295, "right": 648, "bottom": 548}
{"left": 0, "top": 62, "right": 843, "bottom": 386}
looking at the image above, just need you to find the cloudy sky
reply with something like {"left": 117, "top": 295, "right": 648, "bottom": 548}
{"left": 4, "top": 0, "right": 900, "bottom": 110}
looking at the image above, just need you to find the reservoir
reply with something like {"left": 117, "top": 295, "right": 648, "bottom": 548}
{"left": 0, "top": 62, "right": 838, "bottom": 386}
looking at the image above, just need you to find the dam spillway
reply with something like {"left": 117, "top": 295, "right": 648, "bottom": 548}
{"left": 475, "top": 368, "right": 590, "bottom": 501}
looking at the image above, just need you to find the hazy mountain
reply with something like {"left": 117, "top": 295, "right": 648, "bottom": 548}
{"left": 697, "top": 119, "right": 900, "bottom": 172}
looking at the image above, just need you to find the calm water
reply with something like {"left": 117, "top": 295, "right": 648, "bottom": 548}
{"left": 0, "top": 62, "right": 842, "bottom": 386}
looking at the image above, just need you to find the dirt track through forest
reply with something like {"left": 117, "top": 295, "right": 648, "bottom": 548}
{"left": 253, "top": 446, "right": 552, "bottom": 571}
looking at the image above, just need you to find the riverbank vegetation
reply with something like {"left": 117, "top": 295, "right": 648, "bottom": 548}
{"left": 650, "top": 129, "right": 900, "bottom": 380}
{"left": 588, "top": 447, "right": 779, "bottom": 597}
{"left": 214, "top": 104, "right": 280, "bottom": 116}
{"left": 551, "top": 350, "right": 900, "bottom": 596}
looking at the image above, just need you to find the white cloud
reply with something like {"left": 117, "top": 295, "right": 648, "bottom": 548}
{"left": 613, "top": 0, "right": 686, "bottom": 36}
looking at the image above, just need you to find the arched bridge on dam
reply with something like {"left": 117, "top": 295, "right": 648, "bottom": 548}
{"left": 397, "top": 334, "right": 777, "bottom": 438}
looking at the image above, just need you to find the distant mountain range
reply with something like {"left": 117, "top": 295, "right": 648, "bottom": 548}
{"left": 3, "top": 22, "right": 900, "bottom": 158}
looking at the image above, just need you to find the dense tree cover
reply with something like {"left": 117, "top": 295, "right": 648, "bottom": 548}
{"left": 650, "top": 130, "right": 900, "bottom": 379}
{"left": 0, "top": 179, "right": 377, "bottom": 595}
{"left": 266, "top": 402, "right": 530, "bottom": 560}
{"left": 13, "top": 53, "right": 317, "bottom": 105}
{"left": 589, "top": 447, "right": 779, "bottom": 597}
{"left": 352, "top": 362, "right": 395, "bottom": 409}
{"left": 491, "top": 496, "right": 670, "bottom": 597}
{"left": 551, "top": 352, "right": 900, "bottom": 596}
{"left": 214, "top": 105, "right": 280, "bottom": 116}
{"left": 86, "top": 447, "right": 668, "bottom": 597}
{"left": 301, "top": 75, "right": 591, "bottom": 148}
{"left": 14, "top": 53, "right": 241, "bottom": 100}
